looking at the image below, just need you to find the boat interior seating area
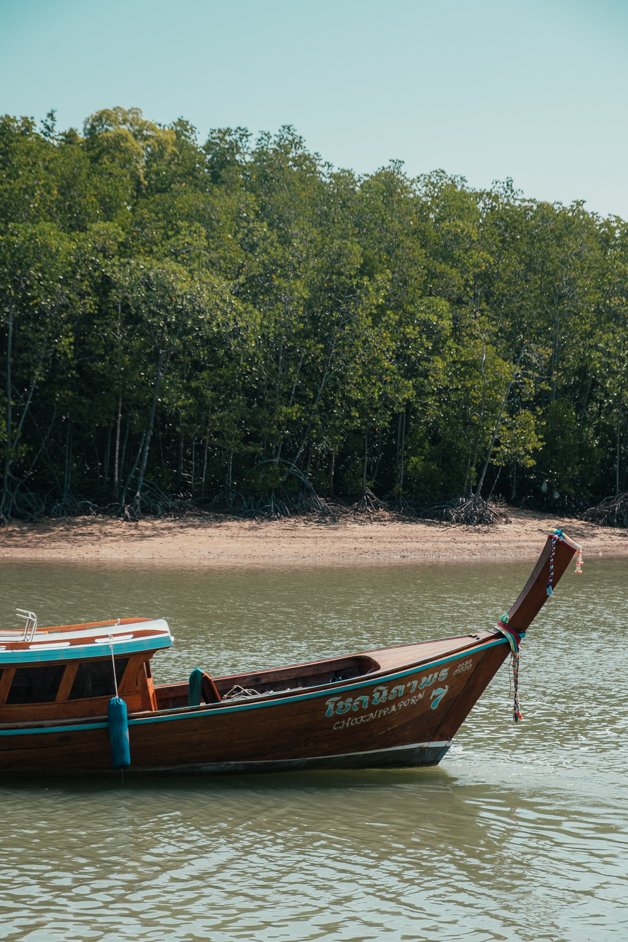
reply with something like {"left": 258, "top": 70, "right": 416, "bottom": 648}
{"left": 155, "top": 654, "right": 380, "bottom": 710}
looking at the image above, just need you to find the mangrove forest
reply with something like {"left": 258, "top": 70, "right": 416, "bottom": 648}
{"left": 0, "top": 107, "right": 626, "bottom": 523}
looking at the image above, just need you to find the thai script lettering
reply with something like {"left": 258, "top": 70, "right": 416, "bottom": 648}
{"left": 324, "top": 668, "right": 449, "bottom": 719}
{"left": 454, "top": 658, "right": 473, "bottom": 675}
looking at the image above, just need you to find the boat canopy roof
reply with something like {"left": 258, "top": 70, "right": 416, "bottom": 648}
{"left": 0, "top": 617, "right": 172, "bottom": 667}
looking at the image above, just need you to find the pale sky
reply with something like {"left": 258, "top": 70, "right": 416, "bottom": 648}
{"left": 1, "top": 0, "right": 627, "bottom": 217}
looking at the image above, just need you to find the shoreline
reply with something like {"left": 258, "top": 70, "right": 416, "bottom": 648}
{"left": 0, "top": 509, "right": 626, "bottom": 568}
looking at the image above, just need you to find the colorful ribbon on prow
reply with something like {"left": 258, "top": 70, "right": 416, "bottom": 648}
{"left": 500, "top": 528, "right": 583, "bottom": 723}
{"left": 495, "top": 613, "right": 523, "bottom": 722}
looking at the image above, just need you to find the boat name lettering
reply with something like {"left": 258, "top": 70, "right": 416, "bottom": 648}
{"left": 454, "top": 658, "right": 473, "bottom": 675}
{"left": 324, "top": 669, "right": 448, "bottom": 718}
{"left": 430, "top": 686, "right": 448, "bottom": 710}
{"left": 332, "top": 692, "right": 427, "bottom": 730}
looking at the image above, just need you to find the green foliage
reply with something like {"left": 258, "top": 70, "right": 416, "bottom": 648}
{"left": 0, "top": 106, "right": 626, "bottom": 518}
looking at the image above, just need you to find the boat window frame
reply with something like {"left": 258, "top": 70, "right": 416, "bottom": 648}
{"left": 67, "top": 656, "right": 130, "bottom": 701}
{"left": 0, "top": 667, "right": 15, "bottom": 705}
{"left": 4, "top": 663, "right": 66, "bottom": 705}
{"left": 56, "top": 662, "right": 79, "bottom": 701}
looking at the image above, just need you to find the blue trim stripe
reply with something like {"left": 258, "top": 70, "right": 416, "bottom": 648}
{"left": 132, "top": 637, "right": 509, "bottom": 726}
{"left": 0, "top": 634, "right": 172, "bottom": 666}
{"left": 0, "top": 720, "right": 111, "bottom": 736}
{"left": 0, "top": 636, "right": 510, "bottom": 738}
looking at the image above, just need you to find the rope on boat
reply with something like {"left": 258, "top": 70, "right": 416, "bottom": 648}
{"left": 495, "top": 613, "right": 523, "bottom": 722}
{"left": 497, "top": 529, "right": 583, "bottom": 724}
{"left": 108, "top": 634, "right": 120, "bottom": 699}
{"left": 510, "top": 649, "right": 523, "bottom": 723}
{"left": 223, "top": 684, "right": 261, "bottom": 700}
{"left": 548, "top": 528, "right": 584, "bottom": 595}
{"left": 107, "top": 633, "right": 131, "bottom": 772}
{"left": 546, "top": 528, "right": 563, "bottom": 595}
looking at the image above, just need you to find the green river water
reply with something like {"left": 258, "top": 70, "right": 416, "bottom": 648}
{"left": 0, "top": 555, "right": 626, "bottom": 941}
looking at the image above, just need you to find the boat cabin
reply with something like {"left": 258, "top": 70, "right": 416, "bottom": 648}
{"left": 0, "top": 614, "right": 172, "bottom": 722}
{"left": 0, "top": 610, "right": 381, "bottom": 721}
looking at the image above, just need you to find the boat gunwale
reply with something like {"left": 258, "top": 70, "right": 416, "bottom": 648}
{"left": 0, "top": 632, "right": 511, "bottom": 736}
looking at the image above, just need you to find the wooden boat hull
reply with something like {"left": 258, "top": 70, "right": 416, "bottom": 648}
{"left": 0, "top": 633, "right": 508, "bottom": 774}
{"left": 0, "top": 530, "right": 581, "bottom": 776}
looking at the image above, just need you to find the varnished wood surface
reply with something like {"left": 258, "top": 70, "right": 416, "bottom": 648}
{"left": 0, "top": 616, "right": 152, "bottom": 637}
{"left": 0, "top": 532, "right": 579, "bottom": 774}
{"left": 0, "top": 634, "right": 509, "bottom": 772}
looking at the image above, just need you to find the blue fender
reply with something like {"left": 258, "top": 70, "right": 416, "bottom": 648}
{"left": 108, "top": 696, "right": 131, "bottom": 769}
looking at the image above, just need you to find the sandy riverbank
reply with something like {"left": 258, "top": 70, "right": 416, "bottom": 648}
{"left": 0, "top": 509, "right": 625, "bottom": 567}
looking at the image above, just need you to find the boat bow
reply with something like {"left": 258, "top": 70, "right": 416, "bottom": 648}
{"left": 503, "top": 529, "right": 582, "bottom": 636}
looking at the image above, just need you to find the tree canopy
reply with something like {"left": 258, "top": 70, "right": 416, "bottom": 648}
{"left": 0, "top": 108, "right": 626, "bottom": 521}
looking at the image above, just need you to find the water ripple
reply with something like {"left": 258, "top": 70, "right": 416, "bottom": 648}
{"left": 1, "top": 558, "right": 626, "bottom": 941}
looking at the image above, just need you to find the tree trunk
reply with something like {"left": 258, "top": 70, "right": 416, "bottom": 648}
{"left": 467, "top": 342, "right": 487, "bottom": 497}
{"left": 227, "top": 448, "right": 234, "bottom": 505}
{"left": 616, "top": 417, "right": 621, "bottom": 497}
{"left": 1, "top": 305, "right": 14, "bottom": 515}
{"left": 201, "top": 409, "right": 211, "bottom": 498}
{"left": 113, "top": 396, "right": 122, "bottom": 498}
{"left": 103, "top": 420, "right": 112, "bottom": 485}
{"left": 396, "top": 407, "right": 407, "bottom": 496}
{"left": 63, "top": 418, "right": 72, "bottom": 499}
{"left": 475, "top": 350, "right": 524, "bottom": 498}
{"left": 134, "top": 349, "right": 166, "bottom": 512}
{"left": 177, "top": 418, "right": 184, "bottom": 490}
{"left": 121, "top": 431, "right": 146, "bottom": 512}
{"left": 2, "top": 312, "right": 45, "bottom": 518}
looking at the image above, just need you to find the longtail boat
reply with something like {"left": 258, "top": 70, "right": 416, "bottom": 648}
{"left": 0, "top": 530, "right": 581, "bottom": 776}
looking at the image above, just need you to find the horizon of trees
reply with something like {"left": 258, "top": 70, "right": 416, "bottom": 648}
{"left": 0, "top": 106, "right": 626, "bottom": 522}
